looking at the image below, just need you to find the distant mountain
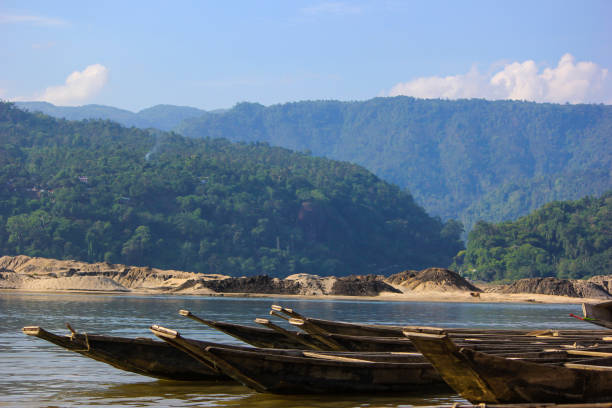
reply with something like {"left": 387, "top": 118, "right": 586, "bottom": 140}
{"left": 133, "top": 104, "right": 208, "bottom": 130}
{"left": 15, "top": 101, "right": 206, "bottom": 131}
{"left": 176, "top": 97, "right": 612, "bottom": 231}
{"left": 0, "top": 102, "right": 463, "bottom": 277}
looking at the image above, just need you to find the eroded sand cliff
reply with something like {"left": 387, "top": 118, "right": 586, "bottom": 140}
{"left": 1, "top": 255, "right": 609, "bottom": 303}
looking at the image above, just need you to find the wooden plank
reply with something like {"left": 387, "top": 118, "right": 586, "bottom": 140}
{"left": 563, "top": 362, "right": 612, "bottom": 371}
{"left": 289, "top": 318, "right": 347, "bottom": 351}
{"left": 270, "top": 304, "right": 303, "bottom": 319}
{"left": 254, "top": 318, "right": 324, "bottom": 351}
{"left": 301, "top": 351, "right": 371, "bottom": 363}
{"left": 565, "top": 350, "right": 612, "bottom": 358}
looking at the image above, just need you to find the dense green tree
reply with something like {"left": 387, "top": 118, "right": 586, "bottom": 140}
{"left": 454, "top": 193, "right": 612, "bottom": 281}
{"left": 0, "top": 102, "right": 463, "bottom": 277}
{"left": 174, "top": 98, "right": 612, "bottom": 232}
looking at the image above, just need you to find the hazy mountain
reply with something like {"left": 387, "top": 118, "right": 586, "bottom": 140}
{"left": 15, "top": 101, "right": 206, "bottom": 131}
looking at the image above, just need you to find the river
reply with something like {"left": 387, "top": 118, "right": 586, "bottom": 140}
{"left": 0, "top": 292, "right": 593, "bottom": 407}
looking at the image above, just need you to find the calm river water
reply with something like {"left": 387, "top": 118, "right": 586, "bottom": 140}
{"left": 0, "top": 292, "right": 594, "bottom": 407}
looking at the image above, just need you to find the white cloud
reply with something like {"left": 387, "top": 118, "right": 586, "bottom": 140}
{"left": 0, "top": 14, "right": 66, "bottom": 26}
{"left": 33, "top": 64, "right": 109, "bottom": 105}
{"left": 301, "top": 2, "right": 362, "bottom": 15}
{"left": 389, "top": 54, "right": 611, "bottom": 104}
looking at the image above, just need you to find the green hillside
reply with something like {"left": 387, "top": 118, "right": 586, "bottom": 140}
{"left": 0, "top": 102, "right": 463, "bottom": 277}
{"left": 453, "top": 193, "right": 612, "bottom": 281}
{"left": 176, "top": 97, "right": 612, "bottom": 231}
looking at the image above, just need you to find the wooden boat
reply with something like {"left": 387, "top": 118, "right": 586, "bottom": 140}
{"left": 22, "top": 325, "right": 230, "bottom": 381}
{"left": 151, "top": 325, "right": 611, "bottom": 395}
{"left": 178, "top": 309, "right": 329, "bottom": 349}
{"left": 271, "top": 305, "right": 612, "bottom": 338}
{"left": 408, "top": 331, "right": 612, "bottom": 404}
{"left": 150, "top": 324, "right": 448, "bottom": 394}
{"left": 578, "top": 301, "right": 612, "bottom": 329}
{"left": 159, "top": 323, "right": 611, "bottom": 363}
{"left": 270, "top": 304, "right": 408, "bottom": 337}
{"left": 180, "top": 310, "right": 612, "bottom": 353}
{"left": 152, "top": 324, "right": 435, "bottom": 361}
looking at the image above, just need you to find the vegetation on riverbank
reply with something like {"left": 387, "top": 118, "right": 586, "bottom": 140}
{"left": 454, "top": 193, "right": 611, "bottom": 281}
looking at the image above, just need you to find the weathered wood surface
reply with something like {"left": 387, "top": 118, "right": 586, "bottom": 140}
{"left": 582, "top": 301, "right": 612, "bottom": 329}
{"left": 182, "top": 309, "right": 612, "bottom": 353}
{"left": 22, "top": 325, "right": 229, "bottom": 381}
{"left": 408, "top": 332, "right": 612, "bottom": 404}
{"left": 179, "top": 309, "right": 328, "bottom": 349}
{"left": 151, "top": 325, "right": 612, "bottom": 395}
{"left": 150, "top": 325, "right": 447, "bottom": 394}
{"left": 271, "top": 304, "right": 612, "bottom": 338}
{"left": 151, "top": 324, "right": 428, "bottom": 362}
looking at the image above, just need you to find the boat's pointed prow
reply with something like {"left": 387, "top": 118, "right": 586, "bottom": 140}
{"left": 270, "top": 304, "right": 303, "bottom": 319}
{"left": 22, "top": 326, "right": 43, "bottom": 336}
{"left": 150, "top": 325, "right": 180, "bottom": 339}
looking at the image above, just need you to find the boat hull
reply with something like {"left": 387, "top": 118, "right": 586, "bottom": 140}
{"left": 23, "top": 326, "right": 228, "bottom": 381}
{"left": 410, "top": 333, "right": 612, "bottom": 404}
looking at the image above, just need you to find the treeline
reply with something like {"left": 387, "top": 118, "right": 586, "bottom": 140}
{"left": 453, "top": 193, "right": 611, "bottom": 281}
{"left": 176, "top": 98, "right": 612, "bottom": 231}
{"left": 0, "top": 102, "right": 463, "bottom": 277}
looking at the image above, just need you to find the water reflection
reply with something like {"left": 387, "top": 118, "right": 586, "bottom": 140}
{"left": 50, "top": 380, "right": 466, "bottom": 408}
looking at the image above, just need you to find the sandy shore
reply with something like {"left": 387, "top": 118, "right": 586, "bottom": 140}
{"left": 1, "top": 255, "right": 605, "bottom": 305}
{"left": 0, "top": 287, "right": 596, "bottom": 305}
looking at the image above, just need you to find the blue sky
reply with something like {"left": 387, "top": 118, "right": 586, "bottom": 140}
{"left": 2, "top": 0, "right": 611, "bottom": 111}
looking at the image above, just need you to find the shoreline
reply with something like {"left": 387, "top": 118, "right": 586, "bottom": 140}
{"left": 0, "top": 288, "right": 595, "bottom": 305}
{"left": 2, "top": 255, "right": 607, "bottom": 306}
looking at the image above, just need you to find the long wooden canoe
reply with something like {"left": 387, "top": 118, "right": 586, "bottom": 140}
{"left": 22, "top": 325, "right": 230, "bottom": 381}
{"left": 181, "top": 310, "right": 612, "bottom": 353}
{"left": 408, "top": 332, "right": 612, "bottom": 404}
{"left": 151, "top": 325, "right": 611, "bottom": 395}
{"left": 270, "top": 304, "right": 612, "bottom": 338}
{"left": 150, "top": 325, "right": 447, "bottom": 394}
{"left": 179, "top": 310, "right": 329, "bottom": 349}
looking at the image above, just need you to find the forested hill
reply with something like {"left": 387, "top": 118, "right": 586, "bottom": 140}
{"left": 176, "top": 98, "right": 612, "bottom": 231}
{"left": 0, "top": 102, "right": 463, "bottom": 277}
{"left": 453, "top": 192, "right": 611, "bottom": 281}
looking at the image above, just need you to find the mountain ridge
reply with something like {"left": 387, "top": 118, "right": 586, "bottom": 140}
{"left": 15, "top": 98, "right": 612, "bottom": 231}
{"left": 15, "top": 101, "right": 207, "bottom": 131}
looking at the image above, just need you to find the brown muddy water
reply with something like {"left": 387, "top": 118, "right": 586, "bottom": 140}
{"left": 0, "top": 292, "right": 592, "bottom": 407}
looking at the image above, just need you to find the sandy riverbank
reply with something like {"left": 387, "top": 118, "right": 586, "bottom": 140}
{"left": 1, "top": 255, "right": 609, "bottom": 305}
{"left": 0, "top": 288, "right": 601, "bottom": 305}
